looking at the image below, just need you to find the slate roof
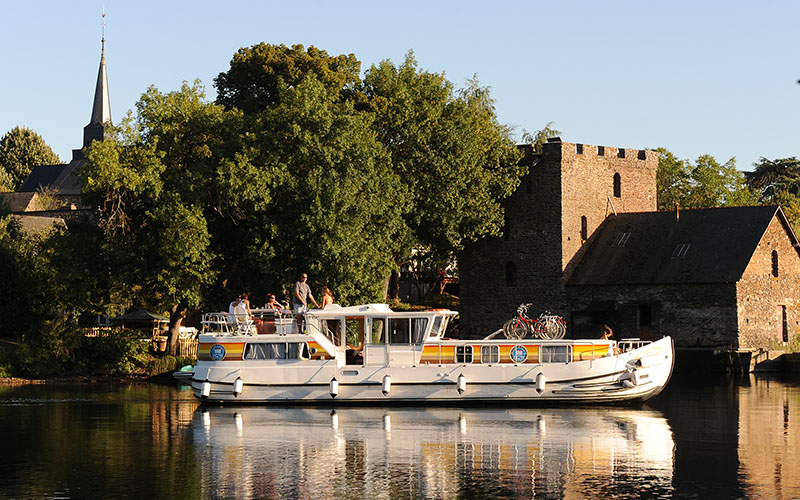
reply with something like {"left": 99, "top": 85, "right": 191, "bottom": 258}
{"left": 12, "top": 214, "right": 66, "bottom": 233}
{"left": 0, "top": 192, "right": 37, "bottom": 212}
{"left": 567, "top": 206, "right": 796, "bottom": 285}
{"left": 17, "top": 165, "right": 67, "bottom": 192}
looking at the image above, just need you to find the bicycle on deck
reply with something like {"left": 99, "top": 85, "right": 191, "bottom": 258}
{"left": 502, "top": 303, "right": 566, "bottom": 340}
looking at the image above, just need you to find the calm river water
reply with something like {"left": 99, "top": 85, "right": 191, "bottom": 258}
{"left": 0, "top": 374, "right": 798, "bottom": 500}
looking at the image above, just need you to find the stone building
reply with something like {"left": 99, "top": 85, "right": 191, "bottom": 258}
{"left": 459, "top": 139, "right": 658, "bottom": 337}
{"left": 0, "top": 36, "right": 111, "bottom": 230}
{"left": 567, "top": 206, "right": 800, "bottom": 349}
{"left": 459, "top": 139, "right": 800, "bottom": 350}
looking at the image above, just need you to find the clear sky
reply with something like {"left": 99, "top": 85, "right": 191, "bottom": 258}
{"left": 2, "top": 1, "right": 798, "bottom": 171}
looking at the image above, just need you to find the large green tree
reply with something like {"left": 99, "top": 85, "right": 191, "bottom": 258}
{"left": 0, "top": 126, "right": 61, "bottom": 191}
{"left": 361, "top": 54, "right": 524, "bottom": 288}
{"left": 214, "top": 45, "right": 524, "bottom": 300}
{"left": 655, "top": 148, "right": 756, "bottom": 210}
{"left": 214, "top": 43, "right": 362, "bottom": 113}
{"left": 81, "top": 83, "right": 221, "bottom": 354}
{"left": 746, "top": 156, "right": 800, "bottom": 233}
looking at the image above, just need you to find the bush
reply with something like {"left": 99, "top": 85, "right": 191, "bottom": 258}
{"left": 12, "top": 322, "right": 150, "bottom": 378}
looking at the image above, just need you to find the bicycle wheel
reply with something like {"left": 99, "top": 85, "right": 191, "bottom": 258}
{"left": 540, "top": 316, "right": 566, "bottom": 339}
{"left": 528, "top": 320, "right": 546, "bottom": 339}
{"left": 503, "top": 318, "right": 530, "bottom": 339}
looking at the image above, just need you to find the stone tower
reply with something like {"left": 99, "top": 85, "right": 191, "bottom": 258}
{"left": 458, "top": 139, "right": 658, "bottom": 337}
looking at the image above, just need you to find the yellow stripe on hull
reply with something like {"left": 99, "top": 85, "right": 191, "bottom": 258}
{"left": 198, "top": 342, "right": 246, "bottom": 361}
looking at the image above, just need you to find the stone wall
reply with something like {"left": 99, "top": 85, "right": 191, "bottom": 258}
{"left": 560, "top": 143, "right": 657, "bottom": 278}
{"left": 737, "top": 214, "right": 800, "bottom": 349}
{"left": 459, "top": 141, "right": 658, "bottom": 338}
{"left": 566, "top": 283, "right": 740, "bottom": 347}
{"left": 459, "top": 144, "right": 564, "bottom": 337}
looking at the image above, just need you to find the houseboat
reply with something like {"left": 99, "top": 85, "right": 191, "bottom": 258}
{"left": 189, "top": 304, "right": 674, "bottom": 404}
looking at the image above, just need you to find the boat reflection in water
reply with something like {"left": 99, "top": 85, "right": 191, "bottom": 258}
{"left": 193, "top": 407, "right": 675, "bottom": 499}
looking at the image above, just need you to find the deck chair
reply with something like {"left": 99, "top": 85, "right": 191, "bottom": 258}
{"left": 233, "top": 303, "right": 255, "bottom": 335}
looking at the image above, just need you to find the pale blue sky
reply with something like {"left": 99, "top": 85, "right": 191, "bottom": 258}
{"left": 2, "top": 1, "right": 798, "bottom": 171}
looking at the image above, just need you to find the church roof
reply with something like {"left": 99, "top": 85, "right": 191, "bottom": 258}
{"left": 567, "top": 206, "right": 796, "bottom": 285}
{"left": 17, "top": 165, "right": 68, "bottom": 192}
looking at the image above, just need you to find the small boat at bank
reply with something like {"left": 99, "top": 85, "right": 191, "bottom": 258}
{"left": 189, "top": 304, "right": 673, "bottom": 404}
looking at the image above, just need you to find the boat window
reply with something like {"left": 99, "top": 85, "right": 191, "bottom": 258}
{"left": 389, "top": 318, "right": 410, "bottom": 344}
{"left": 429, "top": 316, "right": 443, "bottom": 338}
{"left": 481, "top": 345, "right": 499, "bottom": 364}
{"left": 411, "top": 318, "right": 429, "bottom": 344}
{"left": 323, "top": 320, "right": 343, "bottom": 346}
{"left": 456, "top": 345, "right": 473, "bottom": 364}
{"left": 244, "top": 342, "right": 310, "bottom": 360}
{"left": 540, "top": 345, "right": 571, "bottom": 363}
{"left": 346, "top": 318, "right": 363, "bottom": 348}
{"left": 369, "top": 318, "right": 385, "bottom": 344}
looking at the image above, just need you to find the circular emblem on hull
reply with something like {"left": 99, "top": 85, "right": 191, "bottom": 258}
{"left": 510, "top": 345, "right": 528, "bottom": 363}
{"left": 210, "top": 344, "right": 226, "bottom": 361}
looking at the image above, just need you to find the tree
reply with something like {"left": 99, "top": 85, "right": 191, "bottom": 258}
{"left": 214, "top": 43, "right": 362, "bottom": 113}
{"left": 745, "top": 157, "right": 800, "bottom": 201}
{"left": 256, "top": 76, "right": 409, "bottom": 303}
{"left": 521, "top": 121, "right": 562, "bottom": 152}
{"left": 361, "top": 54, "right": 524, "bottom": 286}
{"left": 655, "top": 148, "right": 756, "bottom": 210}
{"left": 0, "top": 216, "right": 60, "bottom": 339}
{"left": 746, "top": 156, "right": 800, "bottom": 233}
{"left": 81, "top": 82, "right": 220, "bottom": 354}
{"left": 213, "top": 46, "right": 524, "bottom": 300}
{"left": 0, "top": 126, "right": 61, "bottom": 191}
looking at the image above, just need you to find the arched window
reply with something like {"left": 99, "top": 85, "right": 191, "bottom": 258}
{"left": 613, "top": 173, "right": 621, "bottom": 198}
{"left": 505, "top": 262, "right": 517, "bottom": 286}
{"left": 772, "top": 250, "right": 779, "bottom": 278}
{"left": 581, "top": 216, "right": 588, "bottom": 240}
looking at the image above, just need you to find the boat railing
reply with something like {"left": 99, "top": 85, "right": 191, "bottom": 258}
{"left": 200, "top": 310, "right": 299, "bottom": 336}
{"left": 201, "top": 313, "right": 236, "bottom": 335}
{"left": 618, "top": 338, "right": 650, "bottom": 352}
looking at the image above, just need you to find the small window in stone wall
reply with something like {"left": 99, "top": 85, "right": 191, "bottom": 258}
{"left": 780, "top": 305, "right": 788, "bottom": 342}
{"left": 505, "top": 261, "right": 517, "bottom": 286}
{"left": 576, "top": 144, "right": 583, "bottom": 154}
{"left": 772, "top": 250, "right": 779, "bottom": 277}
{"left": 581, "top": 216, "right": 587, "bottom": 240}
{"left": 613, "top": 173, "right": 621, "bottom": 198}
{"left": 597, "top": 146, "right": 605, "bottom": 156}
{"left": 617, "top": 148, "right": 625, "bottom": 158}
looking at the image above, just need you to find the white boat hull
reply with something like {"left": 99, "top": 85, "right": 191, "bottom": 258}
{"left": 190, "top": 336, "right": 673, "bottom": 404}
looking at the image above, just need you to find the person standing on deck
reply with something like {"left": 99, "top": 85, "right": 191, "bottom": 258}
{"left": 293, "top": 273, "right": 318, "bottom": 332}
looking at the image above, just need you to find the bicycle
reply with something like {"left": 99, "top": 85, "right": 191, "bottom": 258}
{"left": 502, "top": 303, "right": 567, "bottom": 340}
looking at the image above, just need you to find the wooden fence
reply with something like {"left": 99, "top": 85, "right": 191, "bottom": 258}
{"left": 177, "top": 338, "right": 198, "bottom": 358}
{"left": 84, "top": 327, "right": 198, "bottom": 360}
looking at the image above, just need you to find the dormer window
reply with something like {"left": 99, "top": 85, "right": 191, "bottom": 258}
{"left": 612, "top": 232, "right": 631, "bottom": 246}
{"left": 672, "top": 243, "right": 690, "bottom": 258}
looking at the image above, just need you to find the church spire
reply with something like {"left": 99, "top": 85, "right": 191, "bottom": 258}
{"left": 83, "top": 10, "right": 112, "bottom": 148}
